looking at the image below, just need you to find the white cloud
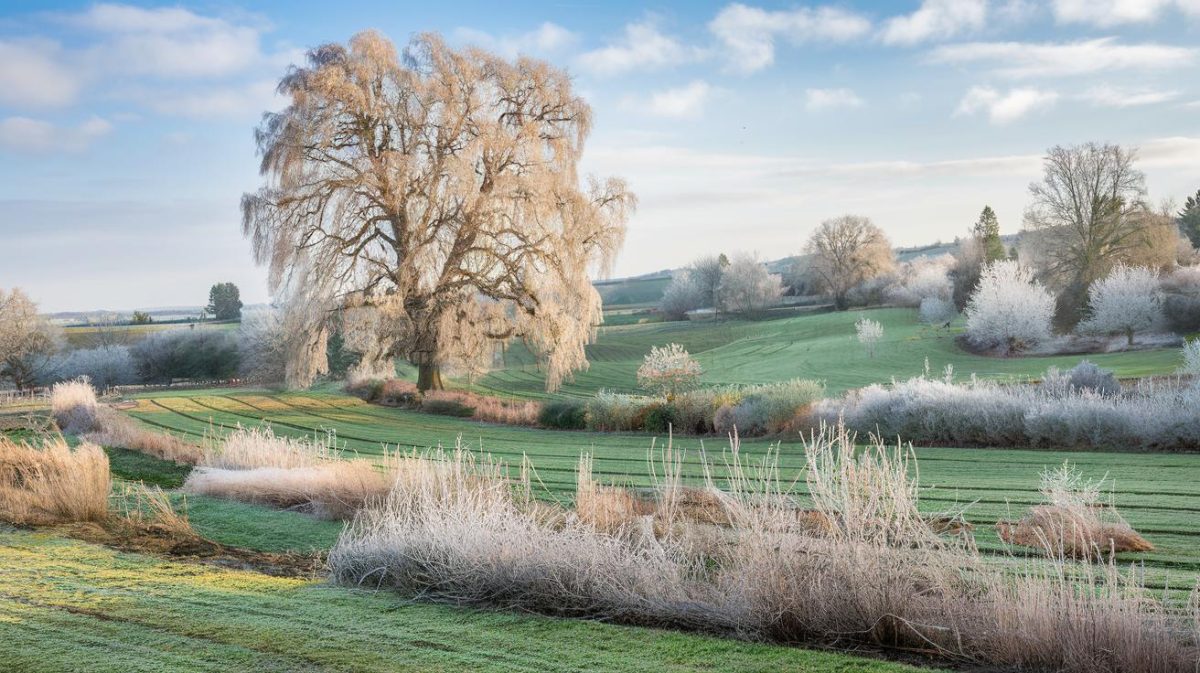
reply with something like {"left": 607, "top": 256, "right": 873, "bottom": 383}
{"left": 1052, "top": 0, "right": 1200, "bottom": 27}
{"left": 138, "top": 79, "right": 284, "bottom": 119}
{"left": 70, "top": 3, "right": 264, "bottom": 78}
{"left": 805, "top": 87, "right": 864, "bottom": 111}
{"left": 1082, "top": 85, "right": 1180, "bottom": 107}
{"left": 577, "top": 21, "right": 702, "bottom": 76}
{"left": 642, "top": 80, "right": 714, "bottom": 118}
{"left": 453, "top": 22, "right": 577, "bottom": 59}
{"left": 0, "top": 39, "right": 81, "bottom": 108}
{"left": 955, "top": 86, "right": 1058, "bottom": 124}
{"left": 880, "top": 0, "right": 987, "bottom": 46}
{"left": 709, "top": 3, "right": 871, "bottom": 74}
{"left": 930, "top": 38, "right": 1196, "bottom": 78}
{"left": 0, "top": 116, "right": 112, "bottom": 153}
{"left": 1138, "top": 136, "right": 1200, "bottom": 167}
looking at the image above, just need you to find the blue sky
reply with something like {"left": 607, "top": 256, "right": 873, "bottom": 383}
{"left": 1, "top": 0, "right": 1198, "bottom": 312}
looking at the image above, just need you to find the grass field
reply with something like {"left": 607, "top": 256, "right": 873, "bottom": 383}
{"left": 0, "top": 528, "right": 938, "bottom": 673}
{"left": 124, "top": 389, "right": 1200, "bottom": 593}
{"left": 465, "top": 308, "right": 1185, "bottom": 399}
{"left": 61, "top": 320, "right": 238, "bottom": 348}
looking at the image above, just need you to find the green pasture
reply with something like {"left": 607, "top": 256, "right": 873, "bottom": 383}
{"left": 0, "top": 528, "right": 937, "bottom": 673}
{"left": 125, "top": 390, "right": 1200, "bottom": 593}
{"left": 466, "top": 307, "right": 1184, "bottom": 399}
{"left": 61, "top": 320, "right": 238, "bottom": 348}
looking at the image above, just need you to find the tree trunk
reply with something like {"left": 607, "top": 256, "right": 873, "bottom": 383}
{"left": 1127, "top": 328, "right": 1134, "bottom": 346}
{"left": 417, "top": 363, "right": 444, "bottom": 392}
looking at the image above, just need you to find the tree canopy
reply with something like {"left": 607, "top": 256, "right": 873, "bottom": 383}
{"left": 206, "top": 283, "right": 243, "bottom": 321}
{"left": 803, "top": 215, "right": 895, "bottom": 310}
{"left": 242, "top": 31, "right": 634, "bottom": 390}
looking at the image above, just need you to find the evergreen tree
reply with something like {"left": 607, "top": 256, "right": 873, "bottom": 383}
{"left": 1179, "top": 189, "right": 1200, "bottom": 248}
{"left": 206, "top": 283, "right": 243, "bottom": 321}
{"left": 973, "top": 206, "right": 1005, "bottom": 262}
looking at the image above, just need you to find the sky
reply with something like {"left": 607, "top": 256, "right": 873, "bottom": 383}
{"left": 1, "top": 0, "right": 1198, "bottom": 312}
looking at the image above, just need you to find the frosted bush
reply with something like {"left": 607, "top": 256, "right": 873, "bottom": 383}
{"left": 855, "top": 317, "right": 883, "bottom": 358}
{"left": 822, "top": 371, "right": 1200, "bottom": 451}
{"left": 238, "top": 307, "right": 288, "bottom": 383}
{"left": 918, "top": 297, "right": 956, "bottom": 325}
{"left": 716, "top": 253, "right": 784, "bottom": 315}
{"left": 1076, "top": 265, "right": 1164, "bottom": 345}
{"left": 637, "top": 344, "right": 702, "bottom": 399}
{"left": 587, "top": 391, "right": 649, "bottom": 432}
{"left": 964, "top": 261, "right": 1054, "bottom": 353}
{"left": 1180, "top": 340, "right": 1200, "bottom": 376}
{"left": 45, "top": 346, "right": 137, "bottom": 389}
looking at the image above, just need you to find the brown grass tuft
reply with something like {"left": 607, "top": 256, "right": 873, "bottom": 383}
{"left": 86, "top": 406, "right": 203, "bottom": 464}
{"left": 0, "top": 435, "right": 110, "bottom": 525}
{"left": 50, "top": 378, "right": 99, "bottom": 434}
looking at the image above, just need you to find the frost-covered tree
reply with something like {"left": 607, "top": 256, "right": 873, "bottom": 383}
{"left": 918, "top": 297, "right": 957, "bottom": 325}
{"left": 658, "top": 255, "right": 727, "bottom": 319}
{"left": 1077, "top": 264, "right": 1163, "bottom": 345}
{"left": 855, "top": 317, "right": 883, "bottom": 358}
{"left": 237, "top": 307, "right": 289, "bottom": 383}
{"left": 1023, "top": 142, "right": 1153, "bottom": 329}
{"left": 716, "top": 253, "right": 784, "bottom": 316}
{"left": 636, "top": 343, "right": 702, "bottom": 400}
{"left": 241, "top": 32, "right": 635, "bottom": 391}
{"left": 886, "top": 254, "right": 954, "bottom": 307}
{"left": 804, "top": 215, "right": 896, "bottom": 310}
{"left": 0, "top": 288, "right": 60, "bottom": 390}
{"left": 659, "top": 272, "right": 705, "bottom": 320}
{"left": 964, "top": 261, "right": 1055, "bottom": 353}
{"left": 1179, "top": 339, "right": 1200, "bottom": 376}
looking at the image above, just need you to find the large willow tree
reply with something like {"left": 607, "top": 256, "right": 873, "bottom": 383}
{"left": 243, "top": 32, "right": 635, "bottom": 390}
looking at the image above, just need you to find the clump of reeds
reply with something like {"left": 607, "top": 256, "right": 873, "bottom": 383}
{"left": 0, "top": 435, "right": 110, "bottom": 524}
{"left": 49, "top": 378, "right": 99, "bottom": 434}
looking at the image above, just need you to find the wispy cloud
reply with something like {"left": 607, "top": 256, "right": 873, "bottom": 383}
{"left": 955, "top": 86, "right": 1058, "bottom": 124}
{"left": 577, "top": 20, "right": 703, "bottom": 76}
{"left": 709, "top": 3, "right": 870, "bottom": 74}
{"left": 1081, "top": 84, "right": 1180, "bottom": 107}
{"left": 1052, "top": 0, "right": 1200, "bottom": 27}
{"left": 880, "top": 0, "right": 987, "bottom": 46}
{"left": 0, "top": 116, "right": 112, "bottom": 153}
{"left": 805, "top": 87, "right": 863, "bottom": 111}
{"left": 930, "top": 38, "right": 1196, "bottom": 78}
{"left": 453, "top": 22, "right": 576, "bottom": 59}
{"left": 641, "top": 80, "right": 714, "bottom": 118}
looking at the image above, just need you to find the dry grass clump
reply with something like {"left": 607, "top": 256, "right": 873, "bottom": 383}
{"left": 184, "top": 426, "right": 395, "bottom": 519}
{"left": 200, "top": 425, "right": 338, "bottom": 469}
{"left": 50, "top": 378, "right": 99, "bottom": 434}
{"left": 424, "top": 390, "right": 541, "bottom": 426}
{"left": 185, "top": 461, "right": 392, "bottom": 519}
{"left": 329, "top": 423, "right": 1199, "bottom": 673}
{"left": 998, "top": 461, "right": 1153, "bottom": 558}
{"left": 110, "top": 481, "right": 194, "bottom": 536}
{"left": 0, "top": 435, "right": 110, "bottom": 524}
{"left": 85, "top": 406, "right": 203, "bottom": 464}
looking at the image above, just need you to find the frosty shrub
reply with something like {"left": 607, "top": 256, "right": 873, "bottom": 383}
{"left": 964, "top": 261, "right": 1054, "bottom": 353}
{"left": 1064, "top": 361, "right": 1121, "bottom": 397}
{"left": 821, "top": 369, "right": 1200, "bottom": 451}
{"left": 637, "top": 344, "right": 702, "bottom": 399}
{"left": 855, "top": 317, "right": 883, "bottom": 357}
{"left": 918, "top": 297, "right": 956, "bottom": 325}
{"left": 587, "top": 391, "right": 649, "bottom": 432}
{"left": 1076, "top": 265, "right": 1164, "bottom": 345}
{"left": 44, "top": 346, "right": 137, "bottom": 389}
{"left": 1180, "top": 340, "right": 1200, "bottom": 376}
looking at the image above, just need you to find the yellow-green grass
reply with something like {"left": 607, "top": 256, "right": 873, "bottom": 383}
{"left": 124, "top": 390, "right": 1200, "bottom": 594}
{"left": 0, "top": 528, "right": 941, "bottom": 673}
{"left": 458, "top": 308, "right": 1185, "bottom": 399}
{"left": 61, "top": 320, "right": 238, "bottom": 348}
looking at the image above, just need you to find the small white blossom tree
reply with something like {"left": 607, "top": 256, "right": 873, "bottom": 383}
{"left": 855, "top": 317, "right": 884, "bottom": 358}
{"left": 1077, "top": 264, "right": 1164, "bottom": 345}
{"left": 964, "top": 261, "right": 1055, "bottom": 353}
{"left": 637, "top": 343, "right": 702, "bottom": 399}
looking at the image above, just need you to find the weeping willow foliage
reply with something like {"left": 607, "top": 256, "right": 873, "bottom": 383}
{"left": 242, "top": 31, "right": 635, "bottom": 389}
